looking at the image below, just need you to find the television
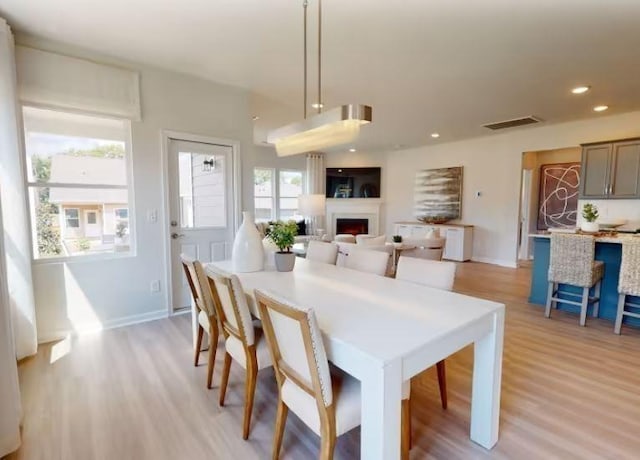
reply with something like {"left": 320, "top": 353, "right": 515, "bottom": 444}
{"left": 326, "top": 167, "right": 381, "bottom": 198}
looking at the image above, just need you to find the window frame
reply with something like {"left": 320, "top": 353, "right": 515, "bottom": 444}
{"left": 253, "top": 167, "right": 305, "bottom": 222}
{"left": 22, "top": 105, "right": 137, "bottom": 264}
{"left": 64, "top": 208, "right": 81, "bottom": 228}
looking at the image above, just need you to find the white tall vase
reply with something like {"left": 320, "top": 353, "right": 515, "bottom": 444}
{"left": 232, "top": 212, "right": 264, "bottom": 272}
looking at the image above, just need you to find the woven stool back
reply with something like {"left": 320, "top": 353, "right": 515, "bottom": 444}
{"left": 548, "top": 234, "right": 596, "bottom": 287}
{"left": 619, "top": 239, "right": 640, "bottom": 297}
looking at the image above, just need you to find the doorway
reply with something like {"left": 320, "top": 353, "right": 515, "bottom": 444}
{"left": 164, "top": 134, "right": 239, "bottom": 313}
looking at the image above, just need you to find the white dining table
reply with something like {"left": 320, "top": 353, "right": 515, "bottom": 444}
{"left": 205, "top": 258, "right": 505, "bottom": 460}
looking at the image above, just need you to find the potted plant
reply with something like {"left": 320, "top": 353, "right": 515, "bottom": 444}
{"left": 392, "top": 235, "right": 403, "bottom": 248}
{"left": 581, "top": 203, "right": 599, "bottom": 233}
{"left": 267, "top": 220, "right": 298, "bottom": 271}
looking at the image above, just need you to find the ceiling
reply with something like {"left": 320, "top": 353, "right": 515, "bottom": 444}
{"left": 2, "top": 0, "right": 640, "bottom": 153}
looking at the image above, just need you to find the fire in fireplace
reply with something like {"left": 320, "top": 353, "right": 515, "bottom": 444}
{"left": 336, "top": 218, "right": 369, "bottom": 236}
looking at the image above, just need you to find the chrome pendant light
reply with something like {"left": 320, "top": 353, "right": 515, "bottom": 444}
{"left": 267, "top": 0, "right": 372, "bottom": 157}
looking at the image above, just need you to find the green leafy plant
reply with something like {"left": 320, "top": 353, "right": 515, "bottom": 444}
{"left": 267, "top": 220, "right": 298, "bottom": 253}
{"left": 77, "top": 238, "right": 91, "bottom": 252}
{"left": 392, "top": 235, "right": 402, "bottom": 243}
{"left": 582, "top": 203, "right": 599, "bottom": 223}
{"left": 115, "top": 221, "right": 128, "bottom": 239}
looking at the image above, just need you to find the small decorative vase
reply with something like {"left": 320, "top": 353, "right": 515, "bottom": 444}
{"left": 393, "top": 242, "right": 403, "bottom": 248}
{"left": 232, "top": 212, "right": 264, "bottom": 272}
{"left": 581, "top": 221, "right": 599, "bottom": 233}
{"left": 274, "top": 252, "right": 296, "bottom": 272}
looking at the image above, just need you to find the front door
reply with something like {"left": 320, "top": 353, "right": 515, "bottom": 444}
{"left": 84, "top": 210, "right": 100, "bottom": 238}
{"left": 168, "top": 138, "right": 235, "bottom": 312}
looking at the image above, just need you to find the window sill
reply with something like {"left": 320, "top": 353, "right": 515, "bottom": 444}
{"left": 32, "top": 250, "right": 137, "bottom": 265}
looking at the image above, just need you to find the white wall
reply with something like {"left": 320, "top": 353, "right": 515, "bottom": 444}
{"left": 16, "top": 34, "right": 302, "bottom": 342}
{"left": 381, "top": 111, "right": 640, "bottom": 267}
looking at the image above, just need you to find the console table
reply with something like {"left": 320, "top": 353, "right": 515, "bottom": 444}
{"left": 394, "top": 222, "right": 474, "bottom": 262}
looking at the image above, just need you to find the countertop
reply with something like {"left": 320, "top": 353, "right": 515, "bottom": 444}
{"left": 529, "top": 233, "right": 640, "bottom": 244}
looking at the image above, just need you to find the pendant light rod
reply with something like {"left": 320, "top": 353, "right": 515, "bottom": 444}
{"left": 303, "top": 0, "right": 308, "bottom": 119}
{"left": 317, "top": 0, "right": 322, "bottom": 114}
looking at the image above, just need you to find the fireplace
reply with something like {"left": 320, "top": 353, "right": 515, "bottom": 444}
{"left": 336, "top": 218, "right": 369, "bottom": 236}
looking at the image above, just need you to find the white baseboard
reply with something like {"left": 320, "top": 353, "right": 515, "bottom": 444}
{"left": 471, "top": 256, "right": 518, "bottom": 268}
{"left": 37, "top": 309, "right": 169, "bottom": 345}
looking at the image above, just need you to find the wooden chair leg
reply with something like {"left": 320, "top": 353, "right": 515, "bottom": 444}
{"left": 401, "top": 398, "right": 411, "bottom": 460}
{"left": 614, "top": 293, "right": 626, "bottom": 334}
{"left": 579, "top": 286, "right": 589, "bottom": 326}
{"left": 272, "top": 398, "right": 289, "bottom": 460}
{"left": 219, "top": 352, "right": 232, "bottom": 407}
{"left": 194, "top": 324, "right": 204, "bottom": 366}
{"left": 319, "top": 431, "right": 336, "bottom": 460}
{"left": 206, "top": 323, "right": 218, "bottom": 389}
{"left": 544, "top": 282, "right": 554, "bottom": 318}
{"left": 436, "top": 360, "right": 448, "bottom": 410}
{"left": 242, "top": 349, "right": 259, "bottom": 440}
{"left": 593, "top": 281, "right": 602, "bottom": 318}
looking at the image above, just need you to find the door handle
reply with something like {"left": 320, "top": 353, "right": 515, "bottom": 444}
{"left": 171, "top": 233, "right": 185, "bottom": 239}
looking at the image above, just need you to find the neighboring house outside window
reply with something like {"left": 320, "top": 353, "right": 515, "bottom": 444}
{"left": 23, "top": 106, "right": 134, "bottom": 259}
{"left": 253, "top": 168, "right": 305, "bottom": 222}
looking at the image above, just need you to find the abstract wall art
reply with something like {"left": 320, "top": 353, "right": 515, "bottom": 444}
{"left": 414, "top": 166, "right": 463, "bottom": 223}
{"left": 537, "top": 162, "right": 581, "bottom": 230}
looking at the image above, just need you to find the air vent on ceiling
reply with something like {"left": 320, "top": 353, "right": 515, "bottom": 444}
{"left": 483, "top": 116, "right": 542, "bottom": 131}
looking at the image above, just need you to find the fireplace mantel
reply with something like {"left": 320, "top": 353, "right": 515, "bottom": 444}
{"left": 325, "top": 198, "right": 382, "bottom": 238}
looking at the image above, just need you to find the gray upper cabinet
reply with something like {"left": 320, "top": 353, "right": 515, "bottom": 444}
{"left": 580, "top": 139, "right": 640, "bottom": 199}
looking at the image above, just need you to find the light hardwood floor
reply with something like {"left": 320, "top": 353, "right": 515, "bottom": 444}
{"left": 7, "top": 262, "right": 640, "bottom": 459}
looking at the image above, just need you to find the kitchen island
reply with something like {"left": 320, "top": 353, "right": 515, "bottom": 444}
{"left": 529, "top": 233, "right": 640, "bottom": 327}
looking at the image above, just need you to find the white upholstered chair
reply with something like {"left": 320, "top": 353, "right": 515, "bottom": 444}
{"left": 306, "top": 241, "right": 339, "bottom": 265}
{"left": 401, "top": 237, "right": 446, "bottom": 261}
{"left": 614, "top": 239, "right": 640, "bottom": 334}
{"left": 342, "top": 246, "right": 390, "bottom": 277}
{"left": 355, "top": 234, "right": 386, "bottom": 246}
{"left": 207, "top": 266, "right": 273, "bottom": 440}
{"left": 254, "top": 289, "right": 411, "bottom": 460}
{"left": 395, "top": 256, "right": 455, "bottom": 411}
{"left": 181, "top": 255, "right": 220, "bottom": 389}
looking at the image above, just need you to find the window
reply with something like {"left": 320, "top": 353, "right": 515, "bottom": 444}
{"left": 278, "top": 170, "right": 304, "bottom": 220}
{"left": 253, "top": 167, "right": 305, "bottom": 221}
{"left": 86, "top": 211, "right": 97, "bottom": 225}
{"left": 254, "top": 168, "right": 275, "bottom": 221}
{"left": 65, "top": 209, "right": 80, "bottom": 228}
{"left": 23, "top": 106, "right": 133, "bottom": 259}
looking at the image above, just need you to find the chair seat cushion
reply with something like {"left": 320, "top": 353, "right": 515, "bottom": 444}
{"left": 282, "top": 366, "right": 361, "bottom": 437}
{"left": 225, "top": 328, "right": 272, "bottom": 371}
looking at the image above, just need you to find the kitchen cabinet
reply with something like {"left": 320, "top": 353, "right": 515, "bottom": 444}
{"left": 394, "top": 222, "right": 473, "bottom": 262}
{"left": 580, "top": 138, "right": 640, "bottom": 199}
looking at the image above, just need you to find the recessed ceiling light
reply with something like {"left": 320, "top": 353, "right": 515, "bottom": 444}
{"left": 571, "top": 86, "right": 590, "bottom": 94}
{"left": 431, "top": 133, "right": 440, "bottom": 138}
{"left": 349, "top": 148, "right": 356, "bottom": 152}
{"left": 593, "top": 105, "right": 609, "bottom": 112}
{"left": 311, "top": 103, "right": 324, "bottom": 109}
{"left": 252, "top": 115, "right": 260, "bottom": 121}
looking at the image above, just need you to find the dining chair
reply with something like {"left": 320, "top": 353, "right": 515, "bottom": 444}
{"left": 254, "top": 289, "right": 411, "bottom": 460}
{"left": 401, "top": 237, "right": 446, "bottom": 261}
{"left": 207, "top": 266, "right": 273, "bottom": 440}
{"left": 343, "top": 247, "right": 390, "bottom": 277}
{"left": 181, "top": 254, "right": 219, "bottom": 389}
{"left": 306, "top": 240, "right": 339, "bottom": 265}
{"left": 395, "top": 255, "right": 455, "bottom": 411}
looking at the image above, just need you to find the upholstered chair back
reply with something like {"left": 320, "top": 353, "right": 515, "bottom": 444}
{"left": 207, "top": 267, "right": 255, "bottom": 345}
{"left": 181, "top": 255, "right": 216, "bottom": 317}
{"left": 255, "top": 290, "right": 333, "bottom": 408}
{"left": 619, "top": 239, "right": 640, "bottom": 296}
{"left": 306, "top": 240, "right": 339, "bottom": 265}
{"left": 548, "top": 234, "right": 596, "bottom": 287}
{"left": 396, "top": 256, "right": 456, "bottom": 291}
{"left": 344, "top": 247, "right": 390, "bottom": 277}
{"left": 355, "top": 234, "right": 386, "bottom": 246}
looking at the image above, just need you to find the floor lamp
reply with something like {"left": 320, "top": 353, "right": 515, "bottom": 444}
{"left": 298, "top": 194, "right": 326, "bottom": 237}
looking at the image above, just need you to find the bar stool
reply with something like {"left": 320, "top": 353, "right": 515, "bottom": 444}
{"left": 545, "top": 234, "right": 604, "bottom": 326}
{"left": 614, "top": 239, "right": 640, "bottom": 334}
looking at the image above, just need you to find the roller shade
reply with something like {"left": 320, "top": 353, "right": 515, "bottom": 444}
{"left": 15, "top": 46, "right": 141, "bottom": 121}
